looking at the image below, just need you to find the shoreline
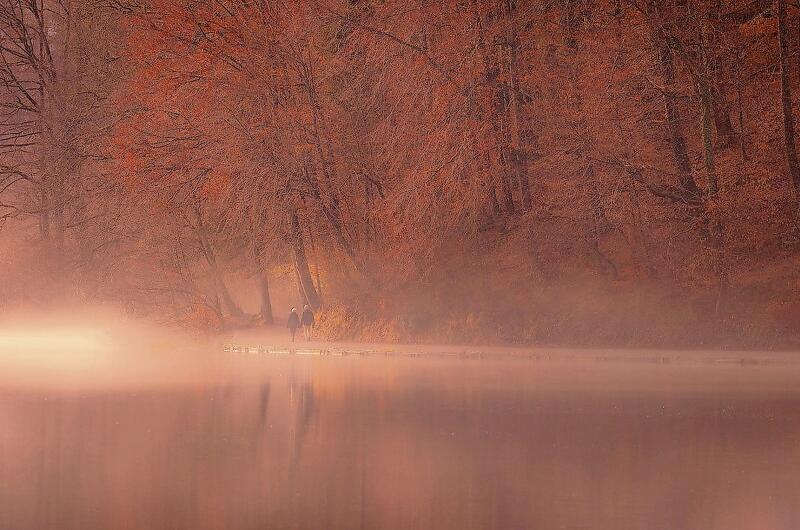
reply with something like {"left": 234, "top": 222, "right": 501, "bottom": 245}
{"left": 220, "top": 327, "right": 800, "bottom": 366}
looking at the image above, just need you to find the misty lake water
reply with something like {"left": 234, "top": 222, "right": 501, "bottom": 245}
{"left": 2, "top": 354, "right": 800, "bottom": 530}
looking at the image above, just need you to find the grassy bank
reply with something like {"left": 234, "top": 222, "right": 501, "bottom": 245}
{"left": 313, "top": 281, "right": 800, "bottom": 351}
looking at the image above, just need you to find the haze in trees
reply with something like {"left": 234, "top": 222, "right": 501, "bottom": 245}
{"left": 0, "top": 0, "right": 798, "bottom": 348}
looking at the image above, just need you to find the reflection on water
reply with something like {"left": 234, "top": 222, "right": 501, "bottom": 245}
{"left": 2, "top": 358, "right": 800, "bottom": 530}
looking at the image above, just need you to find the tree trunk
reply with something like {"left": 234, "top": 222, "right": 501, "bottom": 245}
{"left": 661, "top": 17, "right": 729, "bottom": 319}
{"left": 734, "top": 45, "right": 748, "bottom": 162}
{"left": 779, "top": 0, "right": 800, "bottom": 199}
{"left": 698, "top": 53, "right": 727, "bottom": 319}
{"left": 290, "top": 211, "right": 321, "bottom": 310}
{"left": 298, "top": 55, "right": 355, "bottom": 275}
{"left": 193, "top": 206, "right": 244, "bottom": 318}
{"left": 711, "top": 86, "right": 735, "bottom": 148}
{"left": 564, "top": 0, "right": 609, "bottom": 248}
{"left": 51, "top": 173, "right": 66, "bottom": 274}
{"left": 38, "top": 184, "right": 50, "bottom": 243}
{"left": 210, "top": 291, "right": 225, "bottom": 330}
{"left": 259, "top": 274, "right": 274, "bottom": 325}
{"left": 309, "top": 230, "right": 323, "bottom": 300}
{"left": 656, "top": 40, "right": 701, "bottom": 197}
{"left": 497, "top": 146, "right": 516, "bottom": 214}
{"left": 301, "top": 157, "right": 372, "bottom": 282}
{"left": 477, "top": 0, "right": 515, "bottom": 214}
{"left": 300, "top": 56, "right": 371, "bottom": 279}
{"left": 489, "top": 179, "right": 502, "bottom": 217}
{"left": 699, "top": 81, "right": 719, "bottom": 194}
{"left": 628, "top": 186, "right": 657, "bottom": 279}
{"left": 707, "top": 0, "right": 736, "bottom": 149}
{"left": 303, "top": 63, "right": 343, "bottom": 224}
{"left": 503, "top": 0, "right": 532, "bottom": 211}
{"left": 488, "top": 159, "right": 502, "bottom": 216}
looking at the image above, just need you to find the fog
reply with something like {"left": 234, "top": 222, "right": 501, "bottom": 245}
{"left": 3, "top": 310, "right": 800, "bottom": 530}
{"left": 0, "top": 308, "right": 232, "bottom": 392}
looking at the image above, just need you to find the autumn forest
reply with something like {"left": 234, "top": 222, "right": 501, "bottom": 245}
{"left": 1, "top": 0, "right": 799, "bottom": 347}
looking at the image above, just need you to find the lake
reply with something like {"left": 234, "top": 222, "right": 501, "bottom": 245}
{"left": 2, "top": 354, "right": 799, "bottom": 529}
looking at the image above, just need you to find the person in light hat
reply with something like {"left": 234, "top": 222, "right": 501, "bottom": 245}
{"left": 287, "top": 307, "right": 300, "bottom": 342}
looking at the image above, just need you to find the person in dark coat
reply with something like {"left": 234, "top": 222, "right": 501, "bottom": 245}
{"left": 301, "top": 305, "right": 315, "bottom": 342}
{"left": 287, "top": 307, "right": 300, "bottom": 342}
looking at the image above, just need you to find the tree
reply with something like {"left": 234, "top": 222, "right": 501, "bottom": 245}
{"left": 778, "top": 0, "right": 800, "bottom": 203}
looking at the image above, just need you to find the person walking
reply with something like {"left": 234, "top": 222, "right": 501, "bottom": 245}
{"left": 287, "top": 307, "right": 300, "bottom": 342}
{"left": 301, "top": 305, "right": 315, "bottom": 342}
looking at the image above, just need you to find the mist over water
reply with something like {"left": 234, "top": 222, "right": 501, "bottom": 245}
{"left": 0, "top": 310, "right": 227, "bottom": 391}
{"left": 2, "top": 319, "right": 800, "bottom": 530}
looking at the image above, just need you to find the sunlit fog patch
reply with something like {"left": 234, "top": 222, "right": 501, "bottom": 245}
{"left": 0, "top": 311, "right": 223, "bottom": 391}
{"left": 0, "top": 326, "right": 112, "bottom": 352}
{"left": 0, "top": 325, "right": 115, "bottom": 373}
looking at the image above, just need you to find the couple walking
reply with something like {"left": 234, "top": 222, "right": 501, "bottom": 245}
{"left": 287, "top": 305, "right": 315, "bottom": 342}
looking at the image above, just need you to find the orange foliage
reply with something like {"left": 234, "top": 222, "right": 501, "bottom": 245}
{"left": 6, "top": 0, "right": 799, "bottom": 346}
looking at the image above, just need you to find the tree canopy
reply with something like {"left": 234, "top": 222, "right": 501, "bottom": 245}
{"left": 1, "top": 0, "right": 799, "bottom": 347}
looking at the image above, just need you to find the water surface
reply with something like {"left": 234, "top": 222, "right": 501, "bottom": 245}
{"left": 2, "top": 356, "right": 799, "bottom": 530}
